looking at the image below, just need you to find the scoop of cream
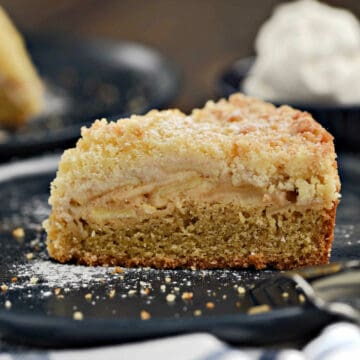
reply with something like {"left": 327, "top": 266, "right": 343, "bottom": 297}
{"left": 244, "top": 0, "right": 360, "bottom": 104}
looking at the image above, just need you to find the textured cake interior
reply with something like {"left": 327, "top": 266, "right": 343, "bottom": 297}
{"left": 44, "top": 94, "right": 340, "bottom": 269}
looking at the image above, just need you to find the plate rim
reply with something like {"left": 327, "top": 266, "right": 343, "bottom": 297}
{"left": 0, "top": 154, "right": 357, "bottom": 348}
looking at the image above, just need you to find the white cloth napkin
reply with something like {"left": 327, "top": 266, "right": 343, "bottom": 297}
{"left": 1, "top": 322, "right": 359, "bottom": 360}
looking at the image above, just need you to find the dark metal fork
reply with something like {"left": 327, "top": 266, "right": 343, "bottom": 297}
{"left": 249, "top": 260, "right": 360, "bottom": 325}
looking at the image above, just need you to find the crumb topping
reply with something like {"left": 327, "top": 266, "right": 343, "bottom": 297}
{"left": 140, "top": 310, "right": 151, "bottom": 320}
{"left": 4, "top": 300, "right": 12, "bottom": 309}
{"left": 12, "top": 227, "right": 25, "bottom": 239}
{"left": 73, "top": 311, "right": 84, "bottom": 320}
{"left": 247, "top": 304, "right": 271, "bottom": 315}
{"left": 166, "top": 293, "right": 176, "bottom": 303}
{"left": 49, "top": 93, "right": 339, "bottom": 221}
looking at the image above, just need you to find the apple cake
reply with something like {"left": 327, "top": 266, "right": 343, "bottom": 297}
{"left": 44, "top": 93, "right": 340, "bottom": 270}
{"left": 0, "top": 6, "right": 43, "bottom": 128}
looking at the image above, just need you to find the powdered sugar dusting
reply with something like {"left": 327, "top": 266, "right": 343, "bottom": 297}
{"left": 10, "top": 256, "right": 267, "bottom": 293}
{"left": 14, "top": 260, "right": 114, "bottom": 289}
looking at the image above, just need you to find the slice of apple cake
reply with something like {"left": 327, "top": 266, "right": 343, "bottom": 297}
{"left": 44, "top": 93, "right": 340, "bottom": 269}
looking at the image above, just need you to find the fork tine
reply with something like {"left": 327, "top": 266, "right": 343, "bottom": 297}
{"left": 250, "top": 277, "right": 300, "bottom": 308}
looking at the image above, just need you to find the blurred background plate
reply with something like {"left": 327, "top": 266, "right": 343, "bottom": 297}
{"left": 218, "top": 57, "right": 360, "bottom": 152}
{"left": 0, "top": 153, "right": 359, "bottom": 348}
{"left": 0, "top": 34, "right": 181, "bottom": 161}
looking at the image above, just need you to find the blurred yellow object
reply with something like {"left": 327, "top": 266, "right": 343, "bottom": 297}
{"left": 0, "top": 6, "right": 43, "bottom": 128}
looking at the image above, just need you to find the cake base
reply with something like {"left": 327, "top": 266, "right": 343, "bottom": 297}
{"left": 46, "top": 202, "right": 337, "bottom": 270}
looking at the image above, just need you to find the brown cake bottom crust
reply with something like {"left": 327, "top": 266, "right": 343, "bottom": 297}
{"left": 46, "top": 202, "right": 338, "bottom": 270}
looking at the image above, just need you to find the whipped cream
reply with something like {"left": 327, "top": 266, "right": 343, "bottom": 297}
{"left": 244, "top": 0, "right": 360, "bottom": 104}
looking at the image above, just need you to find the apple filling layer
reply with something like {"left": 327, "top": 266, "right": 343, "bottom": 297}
{"left": 65, "top": 171, "right": 317, "bottom": 224}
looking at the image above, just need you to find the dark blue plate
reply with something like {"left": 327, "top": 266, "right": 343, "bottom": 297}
{"left": 0, "top": 154, "right": 358, "bottom": 348}
{"left": 218, "top": 57, "right": 360, "bottom": 151}
{"left": 0, "top": 34, "right": 180, "bottom": 161}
